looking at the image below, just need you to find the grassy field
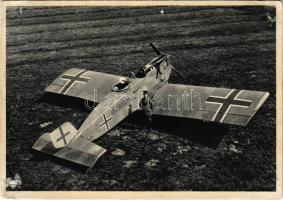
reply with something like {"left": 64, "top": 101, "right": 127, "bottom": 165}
{"left": 6, "top": 6, "right": 276, "bottom": 191}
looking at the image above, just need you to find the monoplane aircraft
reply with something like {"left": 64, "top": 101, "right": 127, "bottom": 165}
{"left": 33, "top": 44, "right": 269, "bottom": 168}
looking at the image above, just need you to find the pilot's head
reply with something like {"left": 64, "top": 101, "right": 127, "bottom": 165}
{"left": 143, "top": 88, "right": 149, "bottom": 96}
{"left": 143, "top": 64, "right": 152, "bottom": 72}
{"left": 145, "top": 63, "right": 151, "bottom": 69}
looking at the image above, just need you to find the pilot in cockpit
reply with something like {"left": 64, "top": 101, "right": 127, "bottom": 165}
{"left": 144, "top": 63, "right": 153, "bottom": 72}
{"left": 113, "top": 77, "right": 130, "bottom": 91}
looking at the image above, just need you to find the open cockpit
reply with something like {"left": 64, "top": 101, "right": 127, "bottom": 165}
{"left": 112, "top": 77, "right": 130, "bottom": 92}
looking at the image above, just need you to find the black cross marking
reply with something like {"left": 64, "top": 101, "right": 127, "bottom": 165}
{"left": 100, "top": 113, "right": 112, "bottom": 131}
{"left": 206, "top": 89, "right": 252, "bottom": 122}
{"left": 60, "top": 70, "right": 90, "bottom": 94}
{"left": 56, "top": 126, "right": 70, "bottom": 145}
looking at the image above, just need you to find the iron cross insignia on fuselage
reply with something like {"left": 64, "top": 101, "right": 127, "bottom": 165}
{"left": 59, "top": 69, "right": 90, "bottom": 94}
{"left": 100, "top": 113, "right": 113, "bottom": 131}
{"left": 206, "top": 89, "right": 252, "bottom": 122}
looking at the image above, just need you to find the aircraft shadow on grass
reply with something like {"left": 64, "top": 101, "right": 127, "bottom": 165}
{"left": 31, "top": 93, "right": 227, "bottom": 172}
{"left": 38, "top": 92, "right": 227, "bottom": 150}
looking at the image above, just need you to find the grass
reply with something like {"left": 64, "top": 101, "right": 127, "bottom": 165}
{"left": 6, "top": 6, "right": 276, "bottom": 191}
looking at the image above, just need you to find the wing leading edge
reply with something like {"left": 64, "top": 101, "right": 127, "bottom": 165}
{"left": 152, "top": 84, "right": 269, "bottom": 126}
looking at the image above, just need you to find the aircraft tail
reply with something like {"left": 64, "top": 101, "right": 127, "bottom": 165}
{"left": 32, "top": 122, "right": 106, "bottom": 168}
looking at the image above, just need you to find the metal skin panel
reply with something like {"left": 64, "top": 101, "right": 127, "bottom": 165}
{"left": 153, "top": 84, "right": 269, "bottom": 126}
{"left": 67, "top": 136, "right": 106, "bottom": 156}
{"left": 45, "top": 68, "right": 125, "bottom": 103}
{"left": 48, "top": 122, "right": 78, "bottom": 149}
{"left": 222, "top": 114, "right": 252, "bottom": 126}
{"left": 32, "top": 133, "right": 51, "bottom": 151}
{"left": 54, "top": 147, "right": 101, "bottom": 167}
{"left": 78, "top": 88, "right": 144, "bottom": 141}
{"left": 32, "top": 133, "right": 106, "bottom": 168}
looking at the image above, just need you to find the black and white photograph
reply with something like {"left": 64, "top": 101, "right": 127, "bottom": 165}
{"left": 2, "top": 1, "right": 282, "bottom": 195}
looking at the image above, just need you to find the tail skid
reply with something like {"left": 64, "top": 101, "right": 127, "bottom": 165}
{"left": 32, "top": 122, "right": 106, "bottom": 168}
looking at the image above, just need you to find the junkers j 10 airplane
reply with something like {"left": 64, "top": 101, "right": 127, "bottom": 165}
{"left": 33, "top": 43, "right": 269, "bottom": 168}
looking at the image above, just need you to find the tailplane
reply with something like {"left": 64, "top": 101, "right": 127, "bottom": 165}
{"left": 32, "top": 122, "right": 106, "bottom": 168}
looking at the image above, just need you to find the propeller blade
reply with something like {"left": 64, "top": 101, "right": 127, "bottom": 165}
{"left": 149, "top": 44, "right": 186, "bottom": 83}
{"left": 171, "top": 66, "right": 187, "bottom": 84}
{"left": 150, "top": 43, "right": 162, "bottom": 56}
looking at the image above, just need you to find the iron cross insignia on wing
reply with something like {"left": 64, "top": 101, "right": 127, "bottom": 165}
{"left": 59, "top": 69, "right": 90, "bottom": 94}
{"left": 206, "top": 89, "right": 252, "bottom": 122}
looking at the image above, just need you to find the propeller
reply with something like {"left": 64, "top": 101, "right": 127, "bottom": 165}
{"left": 150, "top": 43, "right": 163, "bottom": 56}
{"left": 171, "top": 65, "right": 187, "bottom": 84}
{"left": 150, "top": 43, "right": 187, "bottom": 84}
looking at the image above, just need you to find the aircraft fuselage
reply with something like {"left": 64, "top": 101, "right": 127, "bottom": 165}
{"left": 76, "top": 55, "right": 172, "bottom": 141}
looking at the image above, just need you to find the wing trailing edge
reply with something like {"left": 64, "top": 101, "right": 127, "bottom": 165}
{"left": 152, "top": 83, "right": 269, "bottom": 126}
